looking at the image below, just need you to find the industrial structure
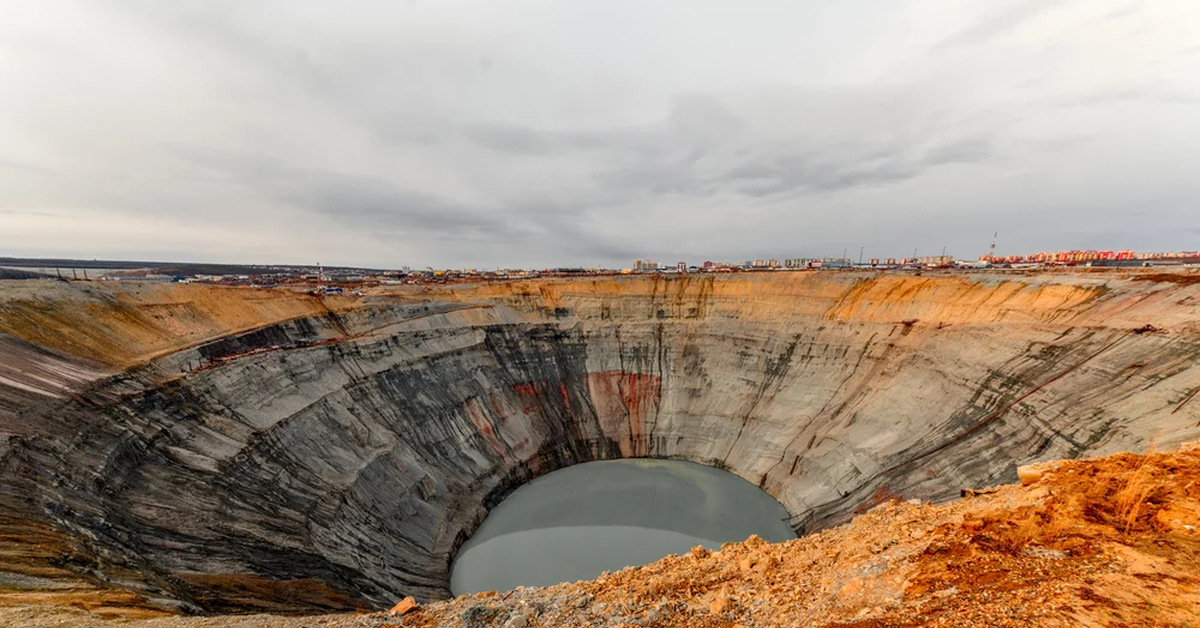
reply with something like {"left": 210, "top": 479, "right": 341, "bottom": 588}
{"left": 627, "top": 247, "right": 1200, "bottom": 275}
{"left": 981, "top": 249, "right": 1200, "bottom": 266}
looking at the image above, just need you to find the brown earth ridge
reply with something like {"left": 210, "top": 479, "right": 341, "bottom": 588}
{"left": 0, "top": 270, "right": 1198, "bottom": 621}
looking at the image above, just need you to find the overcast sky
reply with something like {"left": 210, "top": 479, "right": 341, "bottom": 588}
{"left": 2, "top": 1, "right": 1198, "bottom": 268}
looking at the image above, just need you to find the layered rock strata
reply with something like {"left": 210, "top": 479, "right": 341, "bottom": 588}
{"left": 0, "top": 271, "right": 1197, "bottom": 613}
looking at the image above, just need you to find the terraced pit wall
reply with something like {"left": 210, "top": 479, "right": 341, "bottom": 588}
{"left": 0, "top": 272, "right": 1197, "bottom": 614}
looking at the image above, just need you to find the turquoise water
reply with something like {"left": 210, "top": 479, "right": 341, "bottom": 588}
{"left": 449, "top": 459, "right": 796, "bottom": 594}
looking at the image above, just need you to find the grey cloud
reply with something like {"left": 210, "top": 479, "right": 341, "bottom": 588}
{"left": 591, "top": 124, "right": 997, "bottom": 200}
{"left": 733, "top": 154, "right": 923, "bottom": 197}
{"left": 174, "top": 147, "right": 511, "bottom": 235}
{"left": 937, "top": 0, "right": 1065, "bottom": 48}
{"left": 737, "top": 137, "right": 995, "bottom": 197}
{"left": 1054, "top": 81, "right": 1198, "bottom": 107}
{"left": 112, "top": 3, "right": 472, "bottom": 149}
{"left": 362, "top": 113, "right": 451, "bottom": 146}
{"left": 724, "top": 163, "right": 775, "bottom": 180}
{"left": 664, "top": 93, "right": 744, "bottom": 143}
{"left": 294, "top": 177, "right": 504, "bottom": 234}
{"left": 0, "top": 157, "right": 53, "bottom": 173}
{"left": 462, "top": 97, "right": 734, "bottom": 158}
{"left": 922, "top": 138, "right": 994, "bottom": 165}
{"left": 470, "top": 89, "right": 1010, "bottom": 202}
{"left": 466, "top": 124, "right": 558, "bottom": 155}
{"left": 1097, "top": 3, "right": 1142, "bottom": 21}
{"left": 2, "top": 1, "right": 1198, "bottom": 267}
{"left": 464, "top": 122, "right": 666, "bottom": 158}
{"left": 172, "top": 145, "right": 642, "bottom": 263}
{"left": 115, "top": 3, "right": 323, "bottom": 86}
{"left": 595, "top": 159, "right": 716, "bottom": 197}
{"left": 0, "top": 209, "right": 59, "bottom": 217}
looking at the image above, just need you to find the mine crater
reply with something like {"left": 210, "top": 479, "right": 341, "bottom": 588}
{"left": 0, "top": 271, "right": 1197, "bottom": 614}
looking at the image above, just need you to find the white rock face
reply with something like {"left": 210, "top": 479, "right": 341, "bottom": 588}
{"left": 0, "top": 271, "right": 1197, "bottom": 611}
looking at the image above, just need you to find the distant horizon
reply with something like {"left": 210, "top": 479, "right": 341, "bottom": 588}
{"left": 5, "top": 240, "right": 1200, "bottom": 273}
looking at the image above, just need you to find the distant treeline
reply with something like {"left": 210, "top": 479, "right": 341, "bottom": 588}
{"left": 0, "top": 267, "right": 44, "bottom": 280}
{"left": 0, "top": 257, "right": 383, "bottom": 276}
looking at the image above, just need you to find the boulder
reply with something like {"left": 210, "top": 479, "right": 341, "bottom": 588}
{"left": 1017, "top": 460, "right": 1064, "bottom": 485}
{"left": 389, "top": 596, "right": 418, "bottom": 616}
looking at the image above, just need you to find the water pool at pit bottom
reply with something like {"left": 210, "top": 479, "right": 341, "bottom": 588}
{"left": 449, "top": 459, "right": 797, "bottom": 595}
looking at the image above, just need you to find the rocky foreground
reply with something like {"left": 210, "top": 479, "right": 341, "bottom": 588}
{"left": 4, "top": 443, "right": 1198, "bottom": 628}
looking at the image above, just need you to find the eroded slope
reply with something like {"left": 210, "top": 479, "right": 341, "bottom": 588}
{"left": 5, "top": 442, "right": 1198, "bottom": 627}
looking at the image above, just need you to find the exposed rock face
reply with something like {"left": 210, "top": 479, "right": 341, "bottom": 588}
{"left": 0, "top": 271, "right": 1198, "bottom": 613}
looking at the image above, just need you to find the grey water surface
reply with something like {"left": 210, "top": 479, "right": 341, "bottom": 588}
{"left": 449, "top": 459, "right": 796, "bottom": 595}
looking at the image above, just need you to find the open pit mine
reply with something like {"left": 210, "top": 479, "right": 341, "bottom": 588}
{"left": 1, "top": 270, "right": 1198, "bottom": 625}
